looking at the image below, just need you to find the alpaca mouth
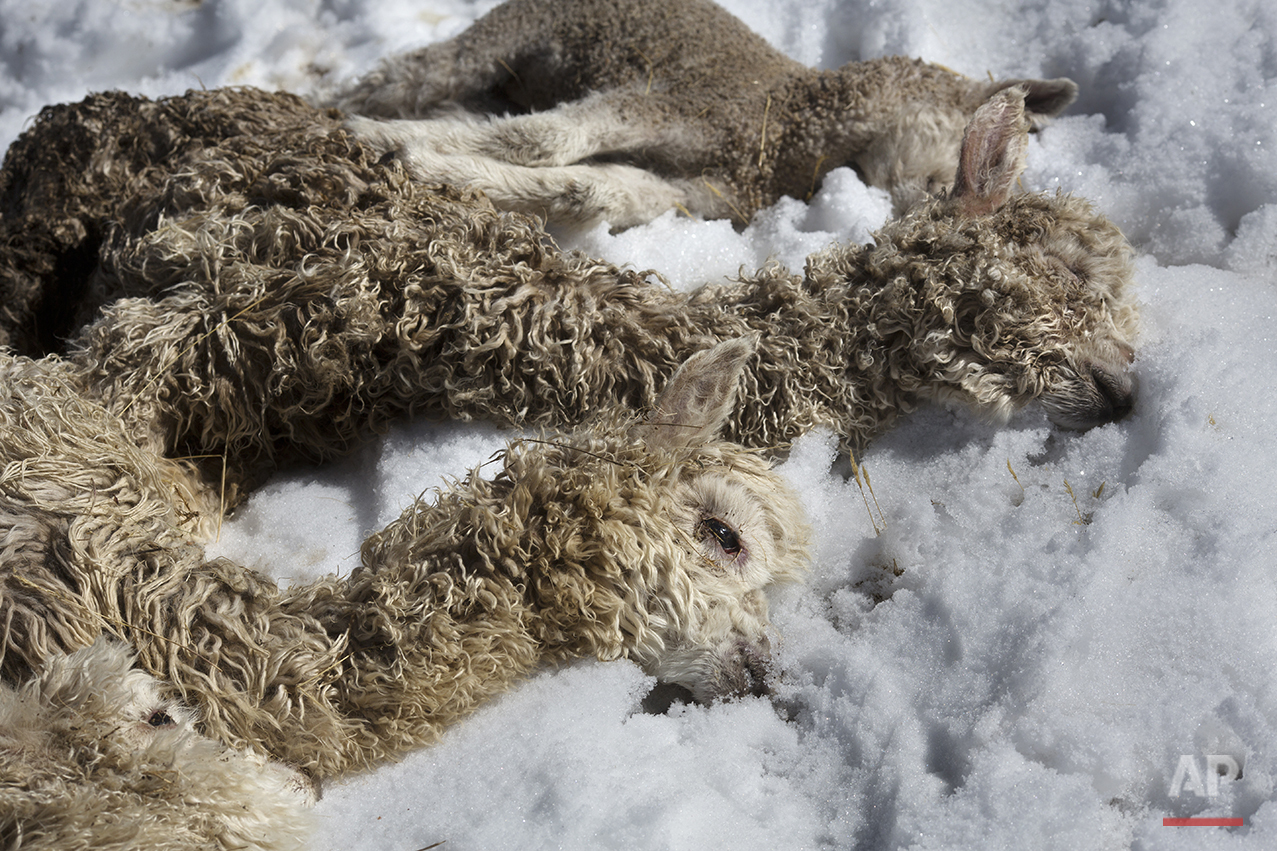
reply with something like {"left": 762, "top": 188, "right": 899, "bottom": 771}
{"left": 718, "top": 638, "right": 774, "bottom": 700}
{"left": 641, "top": 681, "right": 697, "bottom": 714}
{"left": 1042, "top": 362, "right": 1137, "bottom": 430}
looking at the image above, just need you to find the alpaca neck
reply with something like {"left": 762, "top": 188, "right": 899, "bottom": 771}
{"left": 709, "top": 251, "right": 925, "bottom": 450}
{"left": 429, "top": 247, "right": 922, "bottom": 452}
{"left": 759, "top": 63, "right": 907, "bottom": 207}
{"left": 282, "top": 469, "right": 630, "bottom": 776}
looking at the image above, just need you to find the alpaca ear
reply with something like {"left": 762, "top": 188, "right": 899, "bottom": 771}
{"left": 951, "top": 86, "right": 1031, "bottom": 217}
{"left": 635, "top": 336, "right": 757, "bottom": 449}
{"left": 986, "top": 77, "right": 1077, "bottom": 124}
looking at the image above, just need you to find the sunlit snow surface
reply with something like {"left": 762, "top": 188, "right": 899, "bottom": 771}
{"left": 3, "top": 0, "right": 1275, "bottom": 847}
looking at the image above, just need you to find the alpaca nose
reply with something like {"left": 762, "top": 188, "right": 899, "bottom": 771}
{"left": 1091, "top": 364, "right": 1135, "bottom": 424}
{"left": 1041, "top": 360, "right": 1138, "bottom": 430}
{"left": 724, "top": 638, "right": 773, "bottom": 699}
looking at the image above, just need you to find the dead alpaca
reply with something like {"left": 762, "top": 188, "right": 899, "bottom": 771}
{"left": 329, "top": 0, "right": 1078, "bottom": 227}
{"left": 57, "top": 88, "right": 1133, "bottom": 492}
{"left": 0, "top": 338, "right": 810, "bottom": 783}
{"left": 0, "top": 86, "right": 1136, "bottom": 506}
{"left": 0, "top": 639, "right": 314, "bottom": 851}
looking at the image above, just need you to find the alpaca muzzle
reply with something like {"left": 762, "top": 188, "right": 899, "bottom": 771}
{"left": 714, "top": 637, "right": 774, "bottom": 701}
{"left": 1042, "top": 359, "right": 1138, "bottom": 430}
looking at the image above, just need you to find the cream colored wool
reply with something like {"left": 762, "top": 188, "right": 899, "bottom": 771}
{"left": 0, "top": 81, "right": 1137, "bottom": 836}
{"left": 0, "top": 639, "right": 314, "bottom": 851}
{"left": 330, "top": 0, "right": 1079, "bottom": 227}
{"left": 0, "top": 337, "right": 809, "bottom": 783}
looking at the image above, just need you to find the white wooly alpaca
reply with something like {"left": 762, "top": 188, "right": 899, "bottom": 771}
{"left": 1, "top": 337, "right": 810, "bottom": 783}
{"left": 330, "top": 0, "right": 1078, "bottom": 227}
{"left": 0, "top": 639, "right": 314, "bottom": 851}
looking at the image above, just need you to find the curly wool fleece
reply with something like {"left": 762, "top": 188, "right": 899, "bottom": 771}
{"left": 0, "top": 86, "right": 1138, "bottom": 508}
{"left": 0, "top": 336, "right": 809, "bottom": 781}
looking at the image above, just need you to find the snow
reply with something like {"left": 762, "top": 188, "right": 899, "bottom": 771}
{"left": 2, "top": 0, "right": 1275, "bottom": 848}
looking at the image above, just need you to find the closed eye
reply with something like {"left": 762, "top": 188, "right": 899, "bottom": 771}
{"left": 147, "top": 708, "right": 177, "bottom": 728}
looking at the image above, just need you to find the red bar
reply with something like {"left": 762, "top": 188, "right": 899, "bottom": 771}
{"left": 1163, "top": 818, "right": 1244, "bottom": 827}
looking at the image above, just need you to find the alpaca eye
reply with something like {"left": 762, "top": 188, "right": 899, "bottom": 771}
{"left": 147, "top": 709, "right": 176, "bottom": 728}
{"left": 700, "top": 517, "right": 742, "bottom": 557}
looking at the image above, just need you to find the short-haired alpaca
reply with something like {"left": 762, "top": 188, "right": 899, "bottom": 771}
{"left": 329, "top": 0, "right": 1079, "bottom": 227}
{"left": 0, "top": 86, "right": 1137, "bottom": 502}
{"left": 0, "top": 335, "right": 809, "bottom": 786}
{"left": 0, "top": 639, "right": 315, "bottom": 851}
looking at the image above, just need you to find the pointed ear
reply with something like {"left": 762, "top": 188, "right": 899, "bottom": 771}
{"left": 633, "top": 336, "right": 757, "bottom": 449}
{"left": 951, "top": 86, "right": 1031, "bottom": 217}
{"left": 986, "top": 77, "right": 1078, "bottom": 124}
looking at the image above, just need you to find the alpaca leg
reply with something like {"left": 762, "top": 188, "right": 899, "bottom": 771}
{"left": 346, "top": 113, "right": 604, "bottom": 167}
{"left": 346, "top": 91, "right": 682, "bottom": 168}
{"left": 348, "top": 105, "right": 729, "bottom": 228}
{"left": 351, "top": 131, "right": 722, "bottom": 227}
{"left": 429, "top": 157, "right": 712, "bottom": 228}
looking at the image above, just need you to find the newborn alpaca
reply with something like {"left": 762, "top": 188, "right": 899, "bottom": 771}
{"left": 0, "top": 639, "right": 313, "bottom": 851}
{"left": 0, "top": 85, "right": 1136, "bottom": 500}
{"left": 330, "top": 0, "right": 1078, "bottom": 227}
{"left": 0, "top": 337, "right": 809, "bottom": 781}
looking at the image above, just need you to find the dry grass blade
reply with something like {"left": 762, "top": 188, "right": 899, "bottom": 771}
{"left": 1006, "top": 458, "right": 1025, "bottom": 496}
{"left": 1063, "top": 478, "right": 1091, "bottom": 525}
{"left": 700, "top": 177, "right": 747, "bottom": 224}
{"left": 758, "top": 93, "right": 771, "bottom": 169}
{"left": 850, "top": 448, "right": 884, "bottom": 534}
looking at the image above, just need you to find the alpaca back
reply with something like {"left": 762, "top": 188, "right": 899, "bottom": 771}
{"left": 0, "top": 89, "right": 336, "bottom": 355}
{"left": 328, "top": 0, "right": 802, "bottom": 118}
{"left": 65, "top": 98, "right": 668, "bottom": 497}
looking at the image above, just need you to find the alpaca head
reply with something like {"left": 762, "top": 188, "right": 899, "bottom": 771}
{"left": 855, "top": 70, "right": 1079, "bottom": 213}
{"left": 622, "top": 337, "right": 812, "bottom": 702}
{"left": 458, "top": 338, "right": 810, "bottom": 704}
{"left": 0, "top": 638, "right": 314, "bottom": 851}
{"left": 834, "top": 86, "right": 1139, "bottom": 431}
